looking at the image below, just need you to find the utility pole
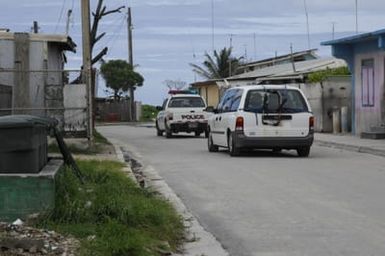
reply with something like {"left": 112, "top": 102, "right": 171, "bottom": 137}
{"left": 66, "top": 9, "right": 73, "bottom": 35}
{"left": 127, "top": 7, "right": 135, "bottom": 121}
{"left": 81, "top": 0, "right": 93, "bottom": 142}
{"left": 332, "top": 22, "right": 336, "bottom": 40}
{"left": 33, "top": 21, "right": 39, "bottom": 33}
{"left": 253, "top": 33, "right": 257, "bottom": 60}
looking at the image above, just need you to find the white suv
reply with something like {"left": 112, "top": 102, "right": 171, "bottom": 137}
{"left": 207, "top": 85, "right": 314, "bottom": 157}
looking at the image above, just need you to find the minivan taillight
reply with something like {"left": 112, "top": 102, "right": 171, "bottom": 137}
{"left": 235, "top": 117, "right": 244, "bottom": 131}
{"left": 309, "top": 116, "right": 314, "bottom": 131}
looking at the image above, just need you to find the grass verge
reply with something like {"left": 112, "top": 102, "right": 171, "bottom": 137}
{"left": 48, "top": 130, "right": 111, "bottom": 155}
{"left": 35, "top": 160, "right": 184, "bottom": 256}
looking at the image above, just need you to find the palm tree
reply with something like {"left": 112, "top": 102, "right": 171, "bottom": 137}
{"left": 190, "top": 47, "right": 242, "bottom": 79}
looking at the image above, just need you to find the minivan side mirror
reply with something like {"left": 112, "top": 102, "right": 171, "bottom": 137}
{"left": 204, "top": 106, "right": 215, "bottom": 112}
{"left": 156, "top": 106, "right": 163, "bottom": 111}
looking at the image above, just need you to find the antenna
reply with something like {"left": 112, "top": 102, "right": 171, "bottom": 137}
{"left": 303, "top": 0, "right": 311, "bottom": 49}
{"left": 253, "top": 33, "right": 257, "bottom": 60}
{"left": 211, "top": 0, "right": 215, "bottom": 52}
{"left": 332, "top": 22, "right": 336, "bottom": 40}
{"left": 290, "top": 43, "right": 296, "bottom": 72}
{"left": 355, "top": 0, "right": 358, "bottom": 34}
{"left": 66, "top": 9, "right": 73, "bottom": 35}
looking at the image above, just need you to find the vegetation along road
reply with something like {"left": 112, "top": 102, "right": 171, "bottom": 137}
{"left": 99, "top": 125, "right": 385, "bottom": 256}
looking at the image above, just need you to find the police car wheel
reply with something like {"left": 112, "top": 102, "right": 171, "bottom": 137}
{"left": 156, "top": 122, "right": 163, "bottom": 136}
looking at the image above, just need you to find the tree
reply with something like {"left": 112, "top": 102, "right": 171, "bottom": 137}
{"left": 190, "top": 47, "right": 243, "bottom": 79}
{"left": 100, "top": 60, "right": 144, "bottom": 102}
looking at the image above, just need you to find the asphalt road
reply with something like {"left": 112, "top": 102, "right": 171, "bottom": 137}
{"left": 98, "top": 125, "right": 385, "bottom": 256}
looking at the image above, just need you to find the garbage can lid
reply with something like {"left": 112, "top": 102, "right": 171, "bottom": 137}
{"left": 0, "top": 115, "right": 57, "bottom": 128}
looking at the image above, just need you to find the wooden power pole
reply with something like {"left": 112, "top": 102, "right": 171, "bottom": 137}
{"left": 81, "top": 0, "right": 93, "bottom": 142}
{"left": 127, "top": 7, "right": 135, "bottom": 121}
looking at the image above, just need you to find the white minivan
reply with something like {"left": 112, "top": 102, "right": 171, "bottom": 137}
{"left": 207, "top": 85, "right": 314, "bottom": 157}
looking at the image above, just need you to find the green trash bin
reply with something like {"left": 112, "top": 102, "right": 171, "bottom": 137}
{"left": 0, "top": 115, "right": 54, "bottom": 174}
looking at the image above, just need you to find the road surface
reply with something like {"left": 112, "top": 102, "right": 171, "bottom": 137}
{"left": 98, "top": 125, "right": 385, "bottom": 256}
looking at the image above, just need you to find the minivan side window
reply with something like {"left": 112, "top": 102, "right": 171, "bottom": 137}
{"left": 229, "top": 89, "right": 243, "bottom": 111}
{"left": 217, "top": 90, "right": 232, "bottom": 112}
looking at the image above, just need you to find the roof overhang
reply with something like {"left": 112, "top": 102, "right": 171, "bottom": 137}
{"left": 322, "top": 28, "right": 385, "bottom": 49}
{"left": 0, "top": 32, "right": 76, "bottom": 52}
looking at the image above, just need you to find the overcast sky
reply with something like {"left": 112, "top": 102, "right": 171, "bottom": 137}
{"left": 2, "top": 0, "right": 385, "bottom": 105}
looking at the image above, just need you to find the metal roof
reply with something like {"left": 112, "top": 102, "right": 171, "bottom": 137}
{"left": 321, "top": 29, "right": 385, "bottom": 46}
{"left": 240, "top": 48, "right": 318, "bottom": 69}
{"left": 228, "top": 57, "right": 346, "bottom": 81}
{"left": 0, "top": 32, "right": 76, "bottom": 52}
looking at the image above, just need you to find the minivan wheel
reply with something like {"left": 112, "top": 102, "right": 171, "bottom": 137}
{"left": 297, "top": 146, "right": 310, "bottom": 157}
{"left": 208, "top": 132, "right": 219, "bottom": 152}
{"left": 228, "top": 132, "right": 240, "bottom": 156}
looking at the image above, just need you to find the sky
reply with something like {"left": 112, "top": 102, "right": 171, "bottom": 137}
{"left": 2, "top": 0, "right": 385, "bottom": 105}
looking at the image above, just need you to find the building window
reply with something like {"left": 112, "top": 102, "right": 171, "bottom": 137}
{"left": 361, "top": 59, "right": 375, "bottom": 107}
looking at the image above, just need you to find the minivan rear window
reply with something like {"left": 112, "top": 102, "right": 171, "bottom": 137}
{"left": 168, "top": 97, "right": 205, "bottom": 108}
{"left": 244, "top": 89, "right": 308, "bottom": 113}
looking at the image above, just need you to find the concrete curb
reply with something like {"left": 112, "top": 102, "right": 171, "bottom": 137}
{"left": 315, "top": 140, "right": 385, "bottom": 158}
{"left": 110, "top": 139, "right": 138, "bottom": 184}
{"left": 110, "top": 141, "right": 229, "bottom": 256}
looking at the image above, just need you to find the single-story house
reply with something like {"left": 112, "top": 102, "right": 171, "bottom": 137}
{"left": 322, "top": 29, "right": 385, "bottom": 137}
{"left": 191, "top": 56, "right": 351, "bottom": 133}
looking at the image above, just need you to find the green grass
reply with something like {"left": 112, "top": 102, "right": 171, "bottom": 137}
{"left": 48, "top": 131, "right": 110, "bottom": 155}
{"left": 36, "top": 160, "right": 184, "bottom": 256}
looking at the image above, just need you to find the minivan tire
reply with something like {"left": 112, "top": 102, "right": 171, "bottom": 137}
{"left": 208, "top": 132, "right": 219, "bottom": 152}
{"left": 297, "top": 146, "right": 310, "bottom": 157}
{"left": 228, "top": 132, "right": 241, "bottom": 156}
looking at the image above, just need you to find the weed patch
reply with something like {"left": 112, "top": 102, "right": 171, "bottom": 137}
{"left": 36, "top": 160, "right": 184, "bottom": 256}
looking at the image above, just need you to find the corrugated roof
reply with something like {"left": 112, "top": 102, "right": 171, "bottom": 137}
{"left": 240, "top": 48, "right": 318, "bottom": 69}
{"left": 228, "top": 57, "right": 346, "bottom": 81}
{"left": 322, "top": 28, "right": 385, "bottom": 46}
{"left": 0, "top": 32, "right": 76, "bottom": 52}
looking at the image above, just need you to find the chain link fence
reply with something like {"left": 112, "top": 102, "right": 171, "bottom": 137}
{"left": 0, "top": 69, "right": 93, "bottom": 138}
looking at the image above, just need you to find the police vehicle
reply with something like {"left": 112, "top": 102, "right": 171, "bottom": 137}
{"left": 156, "top": 90, "right": 211, "bottom": 138}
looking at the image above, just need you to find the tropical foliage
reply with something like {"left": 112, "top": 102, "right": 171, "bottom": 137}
{"left": 190, "top": 47, "right": 243, "bottom": 79}
{"left": 307, "top": 66, "right": 350, "bottom": 83}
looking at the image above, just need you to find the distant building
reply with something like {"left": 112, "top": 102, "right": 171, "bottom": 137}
{"left": 322, "top": 29, "right": 385, "bottom": 136}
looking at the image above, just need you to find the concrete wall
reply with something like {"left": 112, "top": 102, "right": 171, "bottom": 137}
{"left": 224, "top": 76, "right": 352, "bottom": 133}
{"left": 298, "top": 76, "right": 352, "bottom": 132}
{"left": 0, "top": 40, "right": 14, "bottom": 87}
{"left": 353, "top": 51, "right": 385, "bottom": 134}
{"left": 0, "top": 85, "right": 12, "bottom": 116}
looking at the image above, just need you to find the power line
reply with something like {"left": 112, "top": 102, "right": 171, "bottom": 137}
{"left": 55, "top": 0, "right": 67, "bottom": 33}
